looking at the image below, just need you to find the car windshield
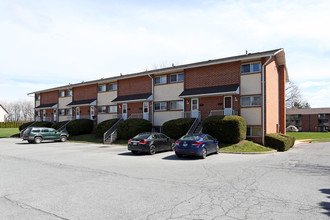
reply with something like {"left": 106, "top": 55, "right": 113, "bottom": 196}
{"left": 179, "top": 135, "right": 202, "bottom": 141}
{"left": 133, "top": 134, "right": 151, "bottom": 139}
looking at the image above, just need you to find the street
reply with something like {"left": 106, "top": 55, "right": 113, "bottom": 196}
{"left": 0, "top": 138, "right": 329, "bottom": 220}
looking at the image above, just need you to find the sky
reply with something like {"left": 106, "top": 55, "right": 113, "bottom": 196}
{"left": 0, "top": 0, "right": 329, "bottom": 107}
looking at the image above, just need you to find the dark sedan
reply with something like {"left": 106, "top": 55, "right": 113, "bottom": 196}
{"left": 175, "top": 134, "right": 219, "bottom": 159}
{"left": 128, "top": 133, "right": 175, "bottom": 155}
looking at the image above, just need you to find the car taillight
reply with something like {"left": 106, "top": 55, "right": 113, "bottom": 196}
{"left": 175, "top": 142, "right": 180, "bottom": 145}
{"left": 128, "top": 140, "right": 131, "bottom": 144}
{"left": 192, "top": 142, "right": 203, "bottom": 146}
{"left": 139, "top": 140, "right": 148, "bottom": 144}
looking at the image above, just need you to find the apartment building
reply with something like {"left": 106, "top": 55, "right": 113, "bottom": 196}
{"left": 28, "top": 48, "right": 288, "bottom": 143}
{"left": 0, "top": 104, "right": 8, "bottom": 122}
{"left": 286, "top": 108, "right": 330, "bottom": 132}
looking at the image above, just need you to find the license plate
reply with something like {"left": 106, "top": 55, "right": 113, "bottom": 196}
{"left": 133, "top": 142, "right": 137, "bottom": 145}
{"left": 183, "top": 143, "right": 188, "bottom": 147}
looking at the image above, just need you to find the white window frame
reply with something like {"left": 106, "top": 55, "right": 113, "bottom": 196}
{"left": 154, "top": 75, "right": 167, "bottom": 85}
{"left": 98, "top": 84, "right": 107, "bottom": 92}
{"left": 36, "top": 110, "right": 41, "bottom": 117}
{"left": 108, "top": 83, "right": 117, "bottom": 91}
{"left": 97, "top": 106, "right": 107, "bottom": 114}
{"left": 241, "top": 62, "right": 261, "bottom": 74}
{"left": 59, "top": 109, "right": 65, "bottom": 116}
{"left": 170, "top": 101, "right": 184, "bottom": 110}
{"left": 65, "top": 109, "right": 72, "bottom": 115}
{"left": 59, "top": 91, "right": 65, "bottom": 97}
{"left": 241, "top": 96, "right": 261, "bottom": 107}
{"left": 66, "top": 89, "right": 72, "bottom": 97}
{"left": 247, "top": 127, "right": 261, "bottom": 137}
{"left": 108, "top": 105, "right": 117, "bottom": 113}
{"left": 170, "top": 73, "right": 184, "bottom": 83}
{"left": 36, "top": 95, "right": 40, "bottom": 100}
{"left": 154, "top": 102, "right": 167, "bottom": 111}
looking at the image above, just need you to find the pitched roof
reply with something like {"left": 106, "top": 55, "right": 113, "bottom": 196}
{"left": 67, "top": 99, "right": 96, "bottom": 107}
{"left": 286, "top": 108, "right": 330, "bottom": 115}
{"left": 0, "top": 104, "right": 8, "bottom": 113}
{"left": 112, "top": 93, "right": 152, "bottom": 103}
{"left": 35, "top": 103, "right": 58, "bottom": 109}
{"left": 179, "top": 84, "right": 240, "bottom": 98}
{"left": 28, "top": 48, "right": 286, "bottom": 95}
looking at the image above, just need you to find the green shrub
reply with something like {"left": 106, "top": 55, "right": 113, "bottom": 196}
{"left": 66, "top": 119, "right": 94, "bottom": 136}
{"left": 32, "top": 121, "right": 54, "bottom": 128}
{"left": 19, "top": 122, "right": 34, "bottom": 131}
{"left": 0, "top": 122, "right": 25, "bottom": 128}
{"left": 202, "top": 115, "right": 247, "bottom": 144}
{"left": 117, "top": 118, "right": 152, "bottom": 140}
{"left": 162, "top": 118, "right": 195, "bottom": 140}
{"left": 51, "top": 121, "right": 70, "bottom": 130}
{"left": 95, "top": 118, "right": 119, "bottom": 138}
{"left": 265, "top": 133, "right": 296, "bottom": 151}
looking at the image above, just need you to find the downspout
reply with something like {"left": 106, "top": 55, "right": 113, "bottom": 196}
{"left": 147, "top": 74, "right": 154, "bottom": 126}
{"left": 262, "top": 56, "right": 273, "bottom": 145}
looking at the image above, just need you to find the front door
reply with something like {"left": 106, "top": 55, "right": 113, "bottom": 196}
{"left": 53, "top": 109, "right": 57, "bottom": 122}
{"left": 76, "top": 107, "right": 80, "bottom": 119}
{"left": 143, "top": 102, "right": 149, "bottom": 120}
{"left": 191, "top": 98, "right": 199, "bottom": 118}
{"left": 224, "top": 96, "right": 232, "bottom": 115}
{"left": 43, "top": 110, "right": 46, "bottom": 121}
{"left": 90, "top": 106, "right": 95, "bottom": 120}
{"left": 122, "top": 104, "right": 127, "bottom": 120}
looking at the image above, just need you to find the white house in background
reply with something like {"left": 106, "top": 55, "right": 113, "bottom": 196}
{"left": 0, "top": 104, "right": 9, "bottom": 122}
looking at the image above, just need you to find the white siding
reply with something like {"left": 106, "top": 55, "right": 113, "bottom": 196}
{"left": 154, "top": 111, "right": 182, "bottom": 126}
{"left": 241, "top": 107, "right": 261, "bottom": 125}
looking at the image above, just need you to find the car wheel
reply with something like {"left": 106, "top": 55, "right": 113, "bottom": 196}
{"left": 131, "top": 150, "right": 138, "bottom": 154}
{"left": 149, "top": 145, "right": 156, "bottom": 155}
{"left": 176, "top": 153, "right": 183, "bottom": 158}
{"left": 201, "top": 148, "right": 207, "bottom": 159}
{"left": 171, "top": 143, "right": 175, "bottom": 151}
{"left": 34, "top": 137, "right": 42, "bottom": 144}
{"left": 28, "top": 140, "right": 33, "bottom": 144}
{"left": 216, "top": 145, "right": 219, "bottom": 154}
{"left": 60, "top": 136, "right": 67, "bottom": 142}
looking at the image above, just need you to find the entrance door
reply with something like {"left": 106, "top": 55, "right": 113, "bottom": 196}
{"left": 53, "top": 109, "right": 57, "bottom": 122}
{"left": 90, "top": 106, "right": 95, "bottom": 120}
{"left": 122, "top": 104, "right": 127, "bottom": 120}
{"left": 191, "top": 98, "right": 199, "bottom": 118}
{"left": 224, "top": 96, "right": 232, "bottom": 115}
{"left": 43, "top": 110, "right": 46, "bottom": 121}
{"left": 76, "top": 107, "right": 80, "bottom": 119}
{"left": 143, "top": 102, "right": 149, "bottom": 120}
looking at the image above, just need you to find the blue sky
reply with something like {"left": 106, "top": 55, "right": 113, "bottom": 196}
{"left": 0, "top": 0, "right": 329, "bottom": 107}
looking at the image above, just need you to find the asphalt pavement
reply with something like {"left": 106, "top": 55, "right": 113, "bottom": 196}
{"left": 0, "top": 138, "right": 329, "bottom": 220}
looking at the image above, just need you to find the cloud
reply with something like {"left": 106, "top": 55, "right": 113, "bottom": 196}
{"left": 299, "top": 81, "right": 330, "bottom": 89}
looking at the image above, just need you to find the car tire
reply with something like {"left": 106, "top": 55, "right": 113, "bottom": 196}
{"left": 34, "top": 137, "right": 42, "bottom": 144}
{"left": 60, "top": 136, "right": 67, "bottom": 142}
{"left": 216, "top": 145, "right": 219, "bottom": 154}
{"left": 149, "top": 145, "right": 156, "bottom": 155}
{"left": 171, "top": 143, "right": 175, "bottom": 151}
{"left": 131, "top": 150, "right": 138, "bottom": 154}
{"left": 28, "top": 140, "right": 33, "bottom": 144}
{"left": 201, "top": 148, "right": 207, "bottom": 159}
{"left": 176, "top": 153, "right": 183, "bottom": 158}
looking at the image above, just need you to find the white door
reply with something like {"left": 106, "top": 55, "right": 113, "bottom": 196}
{"left": 90, "top": 106, "right": 95, "bottom": 120}
{"left": 53, "top": 109, "right": 57, "bottom": 122}
{"left": 191, "top": 98, "right": 199, "bottom": 118}
{"left": 122, "top": 104, "right": 127, "bottom": 120}
{"left": 76, "top": 107, "right": 80, "bottom": 119}
{"left": 224, "top": 96, "right": 232, "bottom": 115}
{"left": 43, "top": 110, "right": 46, "bottom": 121}
{"left": 143, "top": 102, "right": 149, "bottom": 120}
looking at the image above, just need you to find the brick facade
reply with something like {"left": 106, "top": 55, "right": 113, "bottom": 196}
{"left": 118, "top": 76, "right": 152, "bottom": 96}
{"left": 41, "top": 91, "right": 58, "bottom": 104}
{"left": 73, "top": 84, "right": 97, "bottom": 101}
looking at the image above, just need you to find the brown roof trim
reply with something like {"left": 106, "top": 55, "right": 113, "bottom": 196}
{"left": 0, "top": 104, "right": 9, "bottom": 114}
{"left": 28, "top": 48, "right": 284, "bottom": 95}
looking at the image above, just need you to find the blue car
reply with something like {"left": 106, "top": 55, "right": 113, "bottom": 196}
{"left": 175, "top": 134, "right": 219, "bottom": 159}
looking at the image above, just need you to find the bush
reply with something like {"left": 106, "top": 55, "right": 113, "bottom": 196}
{"left": 33, "top": 121, "right": 54, "bottom": 128}
{"left": 66, "top": 119, "right": 94, "bottom": 136}
{"left": 265, "top": 133, "right": 296, "bottom": 151}
{"left": 0, "top": 122, "right": 25, "bottom": 128}
{"left": 19, "top": 122, "right": 34, "bottom": 131}
{"left": 117, "top": 118, "right": 152, "bottom": 140}
{"left": 51, "top": 121, "right": 70, "bottom": 130}
{"left": 95, "top": 118, "right": 119, "bottom": 138}
{"left": 162, "top": 118, "right": 195, "bottom": 140}
{"left": 202, "top": 115, "right": 247, "bottom": 144}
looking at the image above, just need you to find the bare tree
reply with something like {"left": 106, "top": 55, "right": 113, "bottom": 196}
{"left": 286, "top": 81, "right": 310, "bottom": 109}
{"left": 2, "top": 100, "right": 34, "bottom": 122}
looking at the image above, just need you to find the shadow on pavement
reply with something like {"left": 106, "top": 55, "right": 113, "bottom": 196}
{"left": 162, "top": 154, "right": 199, "bottom": 160}
{"left": 118, "top": 152, "right": 150, "bottom": 157}
{"left": 319, "top": 189, "right": 330, "bottom": 217}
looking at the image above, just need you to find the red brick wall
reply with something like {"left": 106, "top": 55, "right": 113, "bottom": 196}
{"left": 118, "top": 102, "right": 151, "bottom": 116}
{"left": 279, "top": 65, "right": 286, "bottom": 134}
{"left": 301, "top": 114, "right": 319, "bottom": 132}
{"left": 118, "top": 76, "right": 152, "bottom": 96}
{"left": 184, "top": 62, "right": 241, "bottom": 89}
{"left": 41, "top": 91, "right": 58, "bottom": 104}
{"left": 73, "top": 84, "right": 97, "bottom": 101}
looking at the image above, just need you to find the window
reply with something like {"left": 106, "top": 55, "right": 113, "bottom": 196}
{"left": 241, "top": 96, "right": 261, "bottom": 107}
{"left": 66, "top": 90, "right": 72, "bottom": 96}
{"left": 108, "top": 105, "right": 118, "bottom": 113}
{"left": 65, "top": 109, "right": 72, "bottom": 115}
{"left": 36, "top": 95, "right": 40, "bottom": 100}
{"left": 98, "top": 84, "right": 106, "bottom": 92}
{"left": 170, "top": 101, "right": 184, "bottom": 110}
{"left": 59, "top": 109, "right": 65, "bottom": 115}
{"left": 36, "top": 110, "right": 40, "bottom": 117}
{"left": 31, "top": 129, "right": 40, "bottom": 133}
{"left": 247, "top": 127, "right": 261, "bottom": 137}
{"left": 170, "top": 73, "right": 184, "bottom": 83}
{"left": 98, "top": 106, "right": 107, "bottom": 114}
{"left": 108, "top": 83, "right": 117, "bottom": 91}
{"left": 154, "top": 102, "right": 167, "bottom": 111}
{"left": 241, "top": 63, "right": 261, "bottom": 74}
{"left": 41, "top": 129, "right": 49, "bottom": 133}
{"left": 59, "top": 91, "right": 65, "bottom": 97}
{"left": 154, "top": 75, "right": 167, "bottom": 85}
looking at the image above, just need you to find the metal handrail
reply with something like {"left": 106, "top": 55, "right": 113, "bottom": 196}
{"left": 208, "top": 110, "right": 238, "bottom": 116}
{"left": 103, "top": 118, "right": 123, "bottom": 143}
{"left": 57, "top": 120, "right": 72, "bottom": 132}
{"left": 186, "top": 117, "right": 200, "bottom": 135}
{"left": 128, "top": 113, "right": 152, "bottom": 121}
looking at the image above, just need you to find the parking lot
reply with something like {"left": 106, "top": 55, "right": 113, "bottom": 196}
{"left": 0, "top": 138, "right": 329, "bottom": 219}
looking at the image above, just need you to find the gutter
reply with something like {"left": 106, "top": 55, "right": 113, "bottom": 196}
{"left": 147, "top": 74, "right": 154, "bottom": 126}
{"left": 262, "top": 55, "right": 273, "bottom": 145}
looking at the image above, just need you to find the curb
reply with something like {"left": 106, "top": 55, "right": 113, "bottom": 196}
{"left": 220, "top": 150, "right": 277, "bottom": 155}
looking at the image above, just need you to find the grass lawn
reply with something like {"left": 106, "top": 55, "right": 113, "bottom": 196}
{"left": 219, "top": 140, "right": 274, "bottom": 153}
{"left": 68, "top": 134, "right": 103, "bottom": 144}
{"left": 0, "top": 128, "right": 20, "bottom": 138}
{"left": 287, "top": 132, "right": 330, "bottom": 140}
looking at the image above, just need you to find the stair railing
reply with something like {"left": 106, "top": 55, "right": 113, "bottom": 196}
{"left": 103, "top": 118, "right": 123, "bottom": 144}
